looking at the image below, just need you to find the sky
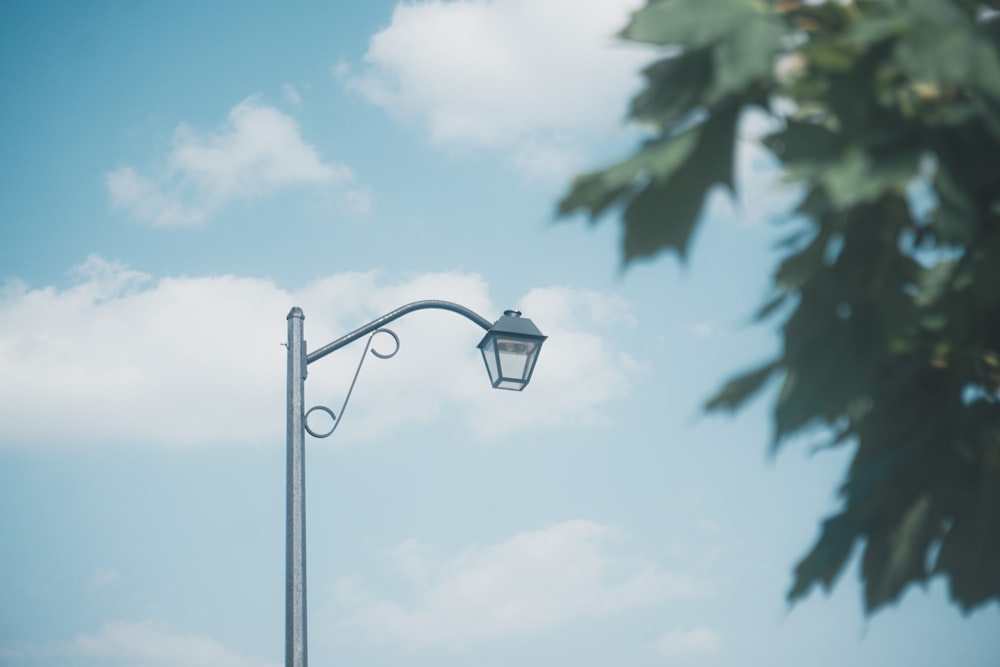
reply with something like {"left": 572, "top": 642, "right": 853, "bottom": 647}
{"left": 0, "top": 1, "right": 997, "bottom": 666}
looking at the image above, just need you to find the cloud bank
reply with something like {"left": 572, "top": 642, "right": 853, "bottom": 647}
{"left": 71, "top": 620, "right": 277, "bottom": 667}
{"left": 340, "top": 0, "right": 651, "bottom": 181}
{"left": 1, "top": 621, "right": 276, "bottom": 667}
{"left": 0, "top": 257, "right": 638, "bottom": 449}
{"left": 652, "top": 626, "right": 723, "bottom": 661}
{"left": 336, "top": 520, "right": 707, "bottom": 647}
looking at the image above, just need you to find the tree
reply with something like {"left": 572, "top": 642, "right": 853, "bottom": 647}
{"left": 559, "top": 0, "right": 1000, "bottom": 614}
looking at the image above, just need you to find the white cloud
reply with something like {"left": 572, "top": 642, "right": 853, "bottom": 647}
{"left": 86, "top": 568, "right": 121, "bottom": 591}
{"left": 0, "top": 645, "right": 32, "bottom": 661}
{"left": 106, "top": 166, "right": 206, "bottom": 226}
{"left": 652, "top": 626, "right": 722, "bottom": 660}
{"left": 336, "top": 520, "right": 706, "bottom": 647}
{"left": 0, "top": 256, "right": 288, "bottom": 449}
{"left": 0, "top": 257, "right": 637, "bottom": 449}
{"left": 342, "top": 0, "right": 651, "bottom": 181}
{"left": 282, "top": 83, "right": 303, "bottom": 105}
{"left": 675, "top": 323, "right": 723, "bottom": 339}
{"left": 71, "top": 620, "right": 277, "bottom": 667}
{"left": 107, "top": 97, "right": 357, "bottom": 226}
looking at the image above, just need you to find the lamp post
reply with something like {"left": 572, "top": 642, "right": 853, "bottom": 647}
{"left": 284, "top": 300, "right": 546, "bottom": 667}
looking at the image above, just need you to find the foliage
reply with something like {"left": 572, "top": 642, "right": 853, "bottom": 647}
{"left": 560, "top": 0, "right": 1000, "bottom": 613}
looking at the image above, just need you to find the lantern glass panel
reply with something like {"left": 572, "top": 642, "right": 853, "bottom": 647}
{"left": 481, "top": 336, "right": 500, "bottom": 385}
{"left": 497, "top": 338, "right": 538, "bottom": 382}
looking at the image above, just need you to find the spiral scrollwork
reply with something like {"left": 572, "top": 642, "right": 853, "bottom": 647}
{"left": 304, "top": 328, "right": 399, "bottom": 439}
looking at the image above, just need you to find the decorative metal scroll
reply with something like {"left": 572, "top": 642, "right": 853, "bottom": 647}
{"left": 304, "top": 328, "right": 400, "bottom": 439}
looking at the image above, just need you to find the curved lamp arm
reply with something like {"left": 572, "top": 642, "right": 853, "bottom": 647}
{"left": 305, "top": 300, "right": 492, "bottom": 365}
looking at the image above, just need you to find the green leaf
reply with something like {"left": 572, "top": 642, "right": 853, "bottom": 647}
{"left": 558, "top": 129, "right": 701, "bottom": 221}
{"left": 969, "top": 231, "right": 1000, "bottom": 309}
{"left": 705, "top": 360, "right": 782, "bottom": 412}
{"left": 802, "top": 39, "right": 858, "bottom": 73}
{"left": 619, "top": 105, "right": 740, "bottom": 261}
{"left": 774, "top": 226, "right": 831, "bottom": 292}
{"left": 930, "top": 163, "right": 979, "bottom": 245}
{"left": 706, "top": 14, "right": 787, "bottom": 102}
{"left": 754, "top": 292, "right": 789, "bottom": 321}
{"left": 973, "top": 34, "right": 1000, "bottom": 103}
{"left": 765, "top": 120, "right": 843, "bottom": 164}
{"left": 861, "top": 494, "right": 940, "bottom": 610}
{"left": 621, "top": 0, "right": 761, "bottom": 49}
{"left": 786, "top": 147, "right": 920, "bottom": 210}
{"left": 934, "top": 415, "right": 1000, "bottom": 610}
{"left": 892, "top": 7, "right": 1000, "bottom": 102}
{"left": 789, "top": 512, "right": 860, "bottom": 601}
{"left": 847, "top": 12, "right": 914, "bottom": 47}
{"left": 914, "top": 260, "right": 957, "bottom": 307}
{"left": 631, "top": 50, "right": 714, "bottom": 129}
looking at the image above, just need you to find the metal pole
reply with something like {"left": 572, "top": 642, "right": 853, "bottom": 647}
{"left": 285, "top": 307, "right": 307, "bottom": 667}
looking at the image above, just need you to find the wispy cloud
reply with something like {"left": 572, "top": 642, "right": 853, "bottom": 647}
{"left": 335, "top": 520, "right": 709, "bottom": 647}
{"left": 106, "top": 166, "right": 207, "bottom": 226}
{"left": 0, "top": 257, "right": 638, "bottom": 449}
{"left": 652, "top": 626, "right": 722, "bottom": 661}
{"left": 339, "top": 0, "right": 651, "bottom": 182}
{"left": 282, "top": 83, "right": 303, "bottom": 106}
{"left": 85, "top": 568, "right": 121, "bottom": 592}
{"left": 71, "top": 620, "right": 277, "bottom": 667}
{"left": 107, "top": 96, "right": 359, "bottom": 226}
{"left": 675, "top": 323, "right": 724, "bottom": 339}
{"left": 0, "top": 621, "right": 276, "bottom": 667}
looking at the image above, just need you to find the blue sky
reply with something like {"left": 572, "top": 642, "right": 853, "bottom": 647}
{"left": 0, "top": 1, "right": 997, "bottom": 666}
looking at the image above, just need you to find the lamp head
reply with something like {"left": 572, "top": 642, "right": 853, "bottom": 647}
{"left": 477, "top": 310, "right": 546, "bottom": 391}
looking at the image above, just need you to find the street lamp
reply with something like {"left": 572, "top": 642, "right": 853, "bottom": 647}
{"left": 477, "top": 309, "right": 545, "bottom": 391}
{"left": 284, "top": 300, "right": 546, "bottom": 667}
